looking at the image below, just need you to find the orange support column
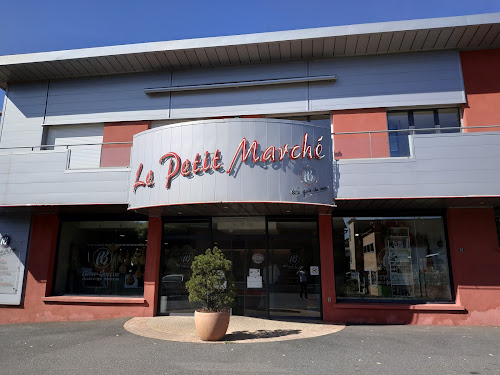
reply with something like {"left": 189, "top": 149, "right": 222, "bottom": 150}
{"left": 319, "top": 214, "right": 336, "bottom": 321}
{"left": 143, "top": 216, "right": 162, "bottom": 316}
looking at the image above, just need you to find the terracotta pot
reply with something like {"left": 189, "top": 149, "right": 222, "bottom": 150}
{"left": 194, "top": 310, "right": 230, "bottom": 341}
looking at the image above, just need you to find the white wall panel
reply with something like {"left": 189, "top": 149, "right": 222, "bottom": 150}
{"left": 45, "top": 123, "right": 104, "bottom": 169}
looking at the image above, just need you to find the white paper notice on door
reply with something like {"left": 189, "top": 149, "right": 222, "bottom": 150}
{"left": 247, "top": 276, "right": 263, "bottom": 288}
{"left": 249, "top": 268, "right": 260, "bottom": 277}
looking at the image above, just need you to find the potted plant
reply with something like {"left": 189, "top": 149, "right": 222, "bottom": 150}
{"left": 185, "top": 247, "right": 236, "bottom": 341}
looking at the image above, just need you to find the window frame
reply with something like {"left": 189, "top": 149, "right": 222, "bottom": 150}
{"left": 52, "top": 216, "right": 149, "bottom": 297}
{"left": 332, "top": 211, "right": 456, "bottom": 305}
{"left": 388, "top": 107, "right": 461, "bottom": 134}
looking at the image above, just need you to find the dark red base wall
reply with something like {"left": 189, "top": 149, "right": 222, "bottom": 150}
{"left": 0, "top": 215, "right": 162, "bottom": 324}
{"left": 321, "top": 208, "right": 500, "bottom": 325}
{"left": 3, "top": 210, "right": 499, "bottom": 325}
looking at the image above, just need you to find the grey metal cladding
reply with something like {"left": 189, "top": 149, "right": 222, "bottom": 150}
{"left": 0, "top": 214, "right": 31, "bottom": 305}
{"left": 335, "top": 132, "right": 500, "bottom": 199}
{"left": 34, "top": 50, "right": 465, "bottom": 125}
{"left": 0, "top": 81, "right": 47, "bottom": 148}
{"left": 44, "top": 72, "right": 171, "bottom": 125}
{"left": 128, "top": 118, "right": 334, "bottom": 209}
{"left": 0, "top": 150, "right": 130, "bottom": 206}
{"left": 308, "top": 50, "right": 465, "bottom": 110}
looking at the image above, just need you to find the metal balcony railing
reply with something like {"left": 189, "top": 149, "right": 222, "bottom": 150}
{"left": 1, "top": 125, "right": 499, "bottom": 169}
{"left": 0, "top": 141, "right": 133, "bottom": 169}
{"left": 332, "top": 125, "right": 500, "bottom": 160}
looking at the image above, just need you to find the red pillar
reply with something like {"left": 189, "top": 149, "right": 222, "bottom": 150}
{"left": 319, "top": 214, "right": 336, "bottom": 321}
{"left": 143, "top": 216, "right": 162, "bottom": 316}
{"left": 24, "top": 214, "right": 59, "bottom": 308}
{"left": 446, "top": 208, "right": 500, "bottom": 325}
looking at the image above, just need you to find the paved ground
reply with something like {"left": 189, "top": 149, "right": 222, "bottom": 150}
{"left": 124, "top": 316, "right": 344, "bottom": 343}
{"left": 0, "top": 317, "right": 498, "bottom": 375}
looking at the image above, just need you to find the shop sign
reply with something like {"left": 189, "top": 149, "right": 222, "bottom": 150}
{"left": 133, "top": 133, "right": 325, "bottom": 192}
{"left": 310, "top": 266, "right": 319, "bottom": 276}
{"left": 178, "top": 253, "right": 193, "bottom": 269}
{"left": 0, "top": 235, "right": 10, "bottom": 248}
{"left": 0, "top": 233, "right": 20, "bottom": 295}
{"left": 300, "top": 167, "right": 318, "bottom": 185}
{"left": 93, "top": 247, "right": 112, "bottom": 268}
{"left": 128, "top": 119, "right": 334, "bottom": 209}
{"left": 252, "top": 253, "right": 265, "bottom": 264}
{"left": 284, "top": 254, "right": 301, "bottom": 270}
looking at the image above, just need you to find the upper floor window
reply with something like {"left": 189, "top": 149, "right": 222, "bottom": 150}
{"left": 388, "top": 108, "right": 460, "bottom": 157}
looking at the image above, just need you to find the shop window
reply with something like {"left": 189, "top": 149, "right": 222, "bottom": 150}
{"left": 388, "top": 108, "right": 460, "bottom": 157}
{"left": 52, "top": 220, "right": 148, "bottom": 296}
{"left": 333, "top": 216, "right": 452, "bottom": 302}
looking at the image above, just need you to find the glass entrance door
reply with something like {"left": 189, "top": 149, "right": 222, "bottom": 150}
{"left": 268, "top": 220, "right": 321, "bottom": 318}
{"left": 216, "top": 237, "right": 267, "bottom": 317}
{"left": 159, "top": 217, "right": 321, "bottom": 319}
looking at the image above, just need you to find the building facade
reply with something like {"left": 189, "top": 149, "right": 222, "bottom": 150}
{"left": 0, "top": 13, "right": 499, "bottom": 325}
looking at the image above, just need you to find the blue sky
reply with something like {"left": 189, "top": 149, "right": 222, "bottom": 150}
{"left": 1, "top": 0, "right": 500, "bottom": 104}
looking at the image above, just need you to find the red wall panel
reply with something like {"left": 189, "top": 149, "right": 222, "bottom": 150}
{"left": 460, "top": 49, "right": 500, "bottom": 132}
{"left": 100, "top": 121, "right": 150, "bottom": 167}
{"left": 332, "top": 108, "right": 390, "bottom": 159}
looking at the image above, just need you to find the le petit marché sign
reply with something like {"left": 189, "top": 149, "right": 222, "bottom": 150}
{"left": 133, "top": 132, "right": 325, "bottom": 192}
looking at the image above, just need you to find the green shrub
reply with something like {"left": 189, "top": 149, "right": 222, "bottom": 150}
{"left": 185, "top": 247, "right": 236, "bottom": 312}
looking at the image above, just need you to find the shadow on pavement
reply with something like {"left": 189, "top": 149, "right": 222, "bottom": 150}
{"left": 224, "top": 329, "right": 302, "bottom": 341}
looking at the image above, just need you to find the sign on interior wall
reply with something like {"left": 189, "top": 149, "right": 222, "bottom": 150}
{"left": 128, "top": 118, "right": 334, "bottom": 209}
{"left": 0, "top": 215, "right": 31, "bottom": 306}
{"left": 0, "top": 234, "right": 21, "bottom": 295}
{"left": 0, "top": 234, "right": 21, "bottom": 294}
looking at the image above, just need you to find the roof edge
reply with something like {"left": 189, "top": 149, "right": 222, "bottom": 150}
{"left": 1, "top": 12, "right": 500, "bottom": 65}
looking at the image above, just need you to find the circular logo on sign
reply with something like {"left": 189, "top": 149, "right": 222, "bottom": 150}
{"left": 93, "top": 247, "right": 111, "bottom": 268}
{"left": 180, "top": 254, "right": 192, "bottom": 264}
{"left": 0, "top": 235, "right": 10, "bottom": 248}
{"left": 252, "top": 253, "right": 265, "bottom": 264}
{"left": 288, "top": 254, "right": 300, "bottom": 265}
{"left": 300, "top": 166, "right": 318, "bottom": 185}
